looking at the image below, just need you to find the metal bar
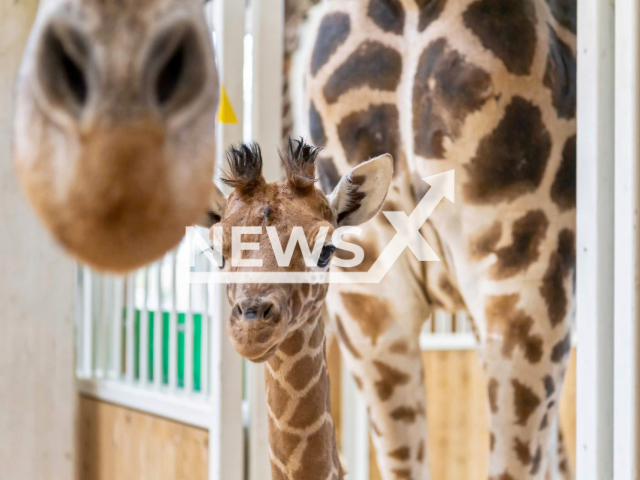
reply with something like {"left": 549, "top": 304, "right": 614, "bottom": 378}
{"left": 125, "top": 275, "right": 135, "bottom": 383}
{"left": 614, "top": 1, "right": 640, "bottom": 476}
{"left": 111, "top": 276, "right": 124, "bottom": 379}
{"left": 208, "top": 0, "right": 248, "bottom": 476}
{"left": 82, "top": 266, "right": 93, "bottom": 377}
{"left": 139, "top": 268, "right": 150, "bottom": 385}
{"left": 169, "top": 251, "right": 178, "bottom": 390}
{"left": 154, "top": 262, "right": 163, "bottom": 389}
{"left": 576, "top": 0, "right": 615, "bottom": 478}
{"left": 341, "top": 357, "right": 370, "bottom": 480}
{"left": 200, "top": 253, "right": 210, "bottom": 396}
{"left": 185, "top": 276, "right": 194, "bottom": 394}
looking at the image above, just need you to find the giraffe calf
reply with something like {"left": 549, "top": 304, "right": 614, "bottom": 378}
{"left": 204, "top": 138, "right": 392, "bottom": 480}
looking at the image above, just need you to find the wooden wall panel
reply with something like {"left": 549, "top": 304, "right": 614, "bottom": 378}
{"left": 0, "top": 1, "right": 78, "bottom": 479}
{"left": 78, "top": 396, "right": 208, "bottom": 480}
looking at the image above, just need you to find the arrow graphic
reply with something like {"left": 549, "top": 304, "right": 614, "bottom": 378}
{"left": 189, "top": 170, "right": 455, "bottom": 284}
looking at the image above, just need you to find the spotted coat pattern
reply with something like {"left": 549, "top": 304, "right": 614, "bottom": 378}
{"left": 302, "top": 0, "right": 576, "bottom": 478}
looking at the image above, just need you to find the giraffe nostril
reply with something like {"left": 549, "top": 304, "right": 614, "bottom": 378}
{"left": 236, "top": 305, "right": 243, "bottom": 316}
{"left": 262, "top": 304, "right": 272, "bottom": 319}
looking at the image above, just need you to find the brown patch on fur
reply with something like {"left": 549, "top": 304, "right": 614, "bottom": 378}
{"left": 413, "top": 38, "right": 492, "bottom": 159}
{"left": 512, "top": 379, "right": 541, "bottom": 426}
{"left": 267, "top": 375, "right": 291, "bottom": 419}
{"left": 268, "top": 416, "right": 302, "bottom": 464}
{"left": 338, "top": 104, "right": 400, "bottom": 167}
{"left": 490, "top": 432, "right": 496, "bottom": 451}
{"left": 368, "top": 0, "right": 405, "bottom": 34}
{"left": 416, "top": 0, "right": 446, "bottom": 31}
{"left": 463, "top": 0, "right": 537, "bottom": 75}
{"left": 490, "top": 474, "right": 516, "bottom": 480}
{"left": 514, "top": 437, "right": 532, "bottom": 465}
{"left": 389, "top": 446, "right": 411, "bottom": 461}
{"left": 540, "top": 252, "right": 567, "bottom": 327}
{"left": 416, "top": 440, "right": 425, "bottom": 462}
{"left": 335, "top": 315, "right": 361, "bottom": 359}
{"left": 551, "top": 332, "right": 572, "bottom": 363}
{"left": 543, "top": 375, "right": 555, "bottom": 398}
{"left": 280, "top": 329, "right": 305, "bottom": 356}
{"left": 488, "top": 378, "right": 499, "bottom": 413}
{"left": 551, "top": 135, "right": 577, "bottom": 211}
{"left": 288, "top": 368, "right": 328, "bottom": 428}
{"left": 490, "top": 210, "right": 549, "bottom": 279}
{"left": 389, "top": 339, "right": 409, "bottom": 354}
{"left": 286, "top": 353, "right": 324, "bottom": 391}
{"left": 464, "top": 97, "right": 552, "bottom": 204}
{"left": 390, "top": 406, "right": 418, "bottom": 422}
{"left": 311, "top": 13, "right": 351, "bottom": 76}
{"left": 324, "top": 41, "right": 402, "bottom": 104}
{"left": 546, "top": 0, "right": 576, "bottom": 33}
{"left": 353, "top": 374, "right": 364, "bottom": 390}
{"left": 292, "top": 420, "right": 334, "bottom": 480}
{"left": 470, "top": 221, "right": 502, "bottom": 259}
{"left": 544, "top": 28, "right": 576, "bottom": 119}
{"left": 308, "top": 319, "right": 324, "bottom": 349}
{"left": 438, "top": 274, "right": 465, "bottom": 308}
{"left": 391, "top": 469, "right": 412, "bottom": 479}
{"left": 373, "top": 360, "right": 410, "bottom": 401}
{"left": 485, "top": 294, "right": 543, "bottom": 363}
{"left": 309, "top": 102, "right": 327, "bottom": 147}
{"left": 530, "top": 446, "right": 542, "bottom": 475}
{"left": 539, "top": 412, "right": 549, "bottom": 430}
{"left": 340, "top": 292, "right": 392, "bottom": 346}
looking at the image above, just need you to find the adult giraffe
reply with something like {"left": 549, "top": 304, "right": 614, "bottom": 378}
{"left": 13, "top": 0, "right": 219, "bottom": 271}
{"left": 302, "top": 0, "right": 577, "bottom": 479}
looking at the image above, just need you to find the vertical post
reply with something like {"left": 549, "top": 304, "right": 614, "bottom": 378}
{"left": 246, "top": 1, "right": 284, "bottom": 478}
{"left": 341, "top": 358, "right": 370, "bottom": 480}
{"left": 614, "top": 1, "right": 640, "bottom": 476}
{"left": 576, "top": 0, "right": 615, "bottom": 478}
{"left": 185, "top": 280, "right": 194, "bottom": 394}
{"left": 209, "top": 0, "right": 246, "bottom": 479}
{"left": 169, "top": 251, "right": 178, "bottom": 390}
{"left": 154, "top": 262, "right": 163, "bottom": 389}
{"left": 125, "top": 275, "right": 135, "bottom": 383}
{"left": 82, "top": 266, "right": 93, "bottom": 378}
{"left": 139, "top": 268, "right": 150, "bottom": 384}
{"left": 111, "top": 276, "right": 124, "bottom": 379}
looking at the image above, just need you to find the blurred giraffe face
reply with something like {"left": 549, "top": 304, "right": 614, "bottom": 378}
{"left": 13, "top": 0, "right": 219, "bottom": 272}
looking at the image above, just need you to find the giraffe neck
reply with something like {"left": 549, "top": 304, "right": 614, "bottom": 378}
{"left": 264, "top": 310, "right": 342, "bottom": 480}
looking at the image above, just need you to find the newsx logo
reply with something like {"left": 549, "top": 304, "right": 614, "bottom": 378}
{"left": 188, "top": 170, "right": 454, "bottom": 284}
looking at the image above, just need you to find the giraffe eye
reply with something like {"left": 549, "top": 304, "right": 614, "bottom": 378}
{"left": 318, "top": 244, "right": 336, "bottom": 268}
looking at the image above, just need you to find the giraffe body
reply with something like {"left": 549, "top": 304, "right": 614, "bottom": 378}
{"left": 301, "top": 0, "right": 576, "bottom": 478}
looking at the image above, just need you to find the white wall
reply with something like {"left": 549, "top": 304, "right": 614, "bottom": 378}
{"left": 0, "top": 1, "right": 77, "bottom": 479}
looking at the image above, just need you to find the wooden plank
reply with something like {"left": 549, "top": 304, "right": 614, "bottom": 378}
{"left": 78, "top": 396, "right": 208, "bottom": 480}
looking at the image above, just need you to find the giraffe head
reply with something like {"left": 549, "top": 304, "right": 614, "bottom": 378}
{"left": 13, "top": 0, "right": 218, "bottom": 272}
{"left": 207, "top": 139, "right": 393, "bottom": 362}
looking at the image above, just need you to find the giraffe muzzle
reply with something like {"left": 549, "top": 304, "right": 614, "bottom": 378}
{"left": 227, "top": 298, "right": 287, "bottom": 362}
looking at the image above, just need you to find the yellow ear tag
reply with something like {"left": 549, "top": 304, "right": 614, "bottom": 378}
{"left": 217, "top": 85, "right": 238, "bottom": 124}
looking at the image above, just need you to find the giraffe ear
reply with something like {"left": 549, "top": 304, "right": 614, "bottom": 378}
{"left": 197, "top": 182, "right": 227, "bottom": 227}
{"left": 328, "top": 154, "right": 393, "bottom": 227}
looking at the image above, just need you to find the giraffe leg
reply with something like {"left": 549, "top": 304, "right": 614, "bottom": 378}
{"left": 480, "top": 298, "right": 573, "bottom": 480}
{"left": 330, "top": 306, "right": 429, "bottom": 480}
{"left": 543, "top": 419, "right": 573, "bottom": 480}
{"left": 324, "top": 197, "right": 433, "bottom": 479}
